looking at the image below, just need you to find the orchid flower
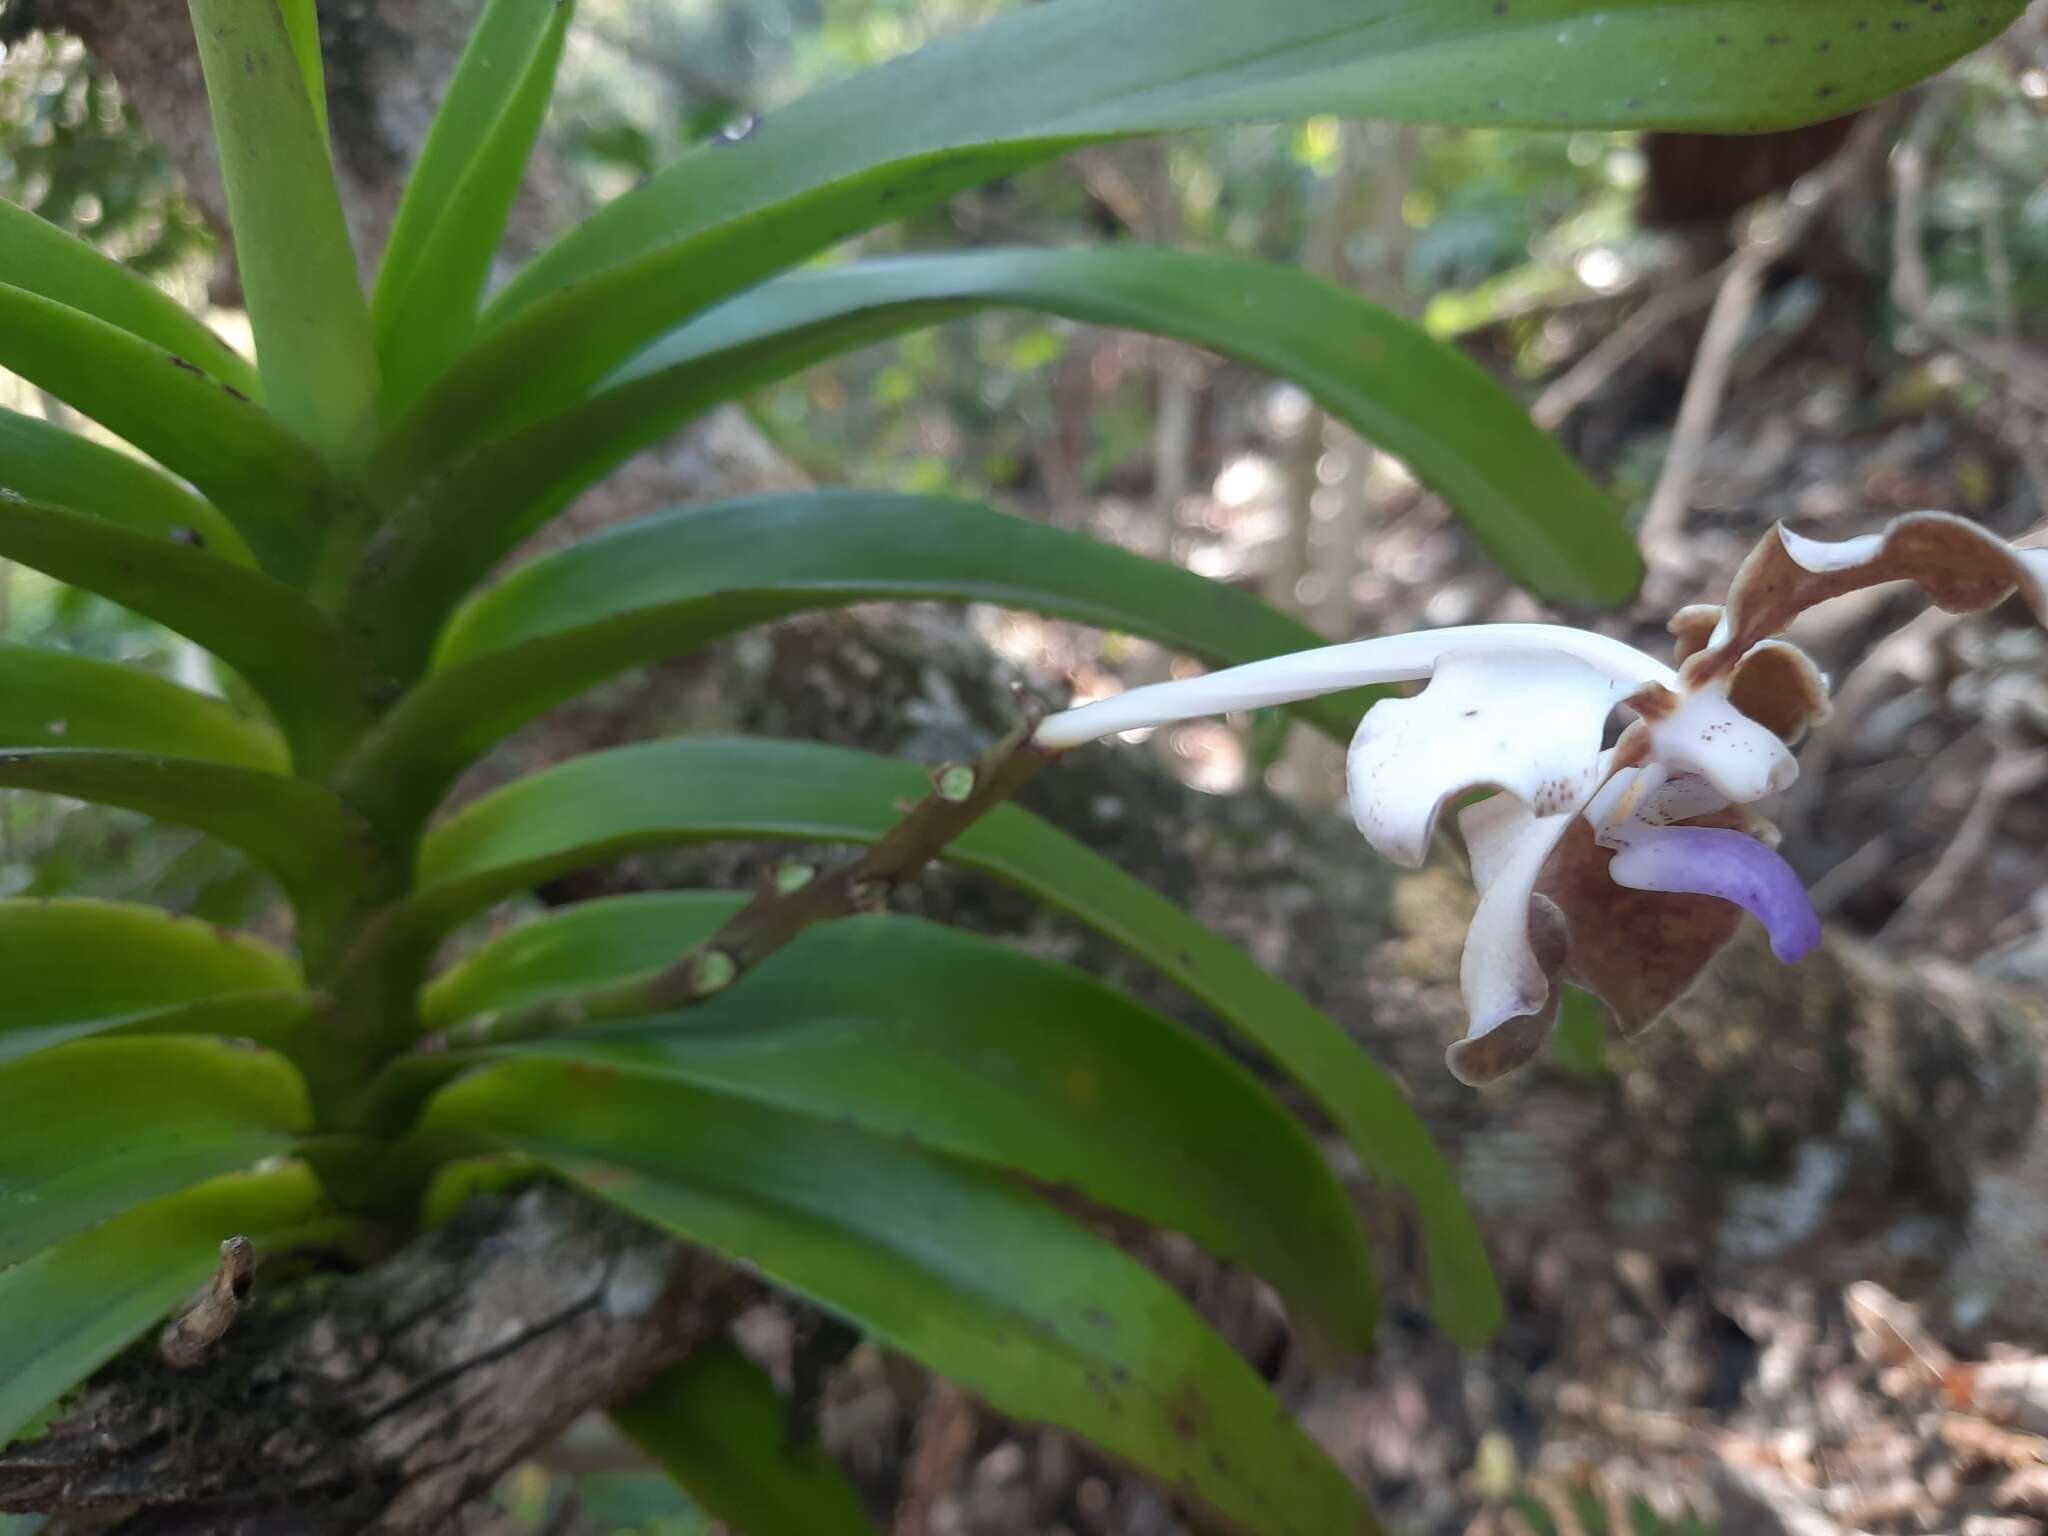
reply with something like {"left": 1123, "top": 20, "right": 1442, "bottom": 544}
{"left": 1035, "top": 513, "right": 2048, "bottom": 1086}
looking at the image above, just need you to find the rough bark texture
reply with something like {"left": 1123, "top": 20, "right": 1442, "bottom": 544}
{"left": 0, "top": 1186, "right": 749, "bottom": 1535}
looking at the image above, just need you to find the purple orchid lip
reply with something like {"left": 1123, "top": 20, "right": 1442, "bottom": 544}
{"left": 1606, "top": 824, "right": 1823, "bottom": 964}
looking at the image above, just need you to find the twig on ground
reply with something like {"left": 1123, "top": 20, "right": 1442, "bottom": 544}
{"left": 893, "top": 1383, "right": 979, "bottom": 1536}
{"left": 1892, "top": 92, "right": 2048, "bottom": 416}
{"left": 1638, "top": 109, "right": 1899, "bottom": 583}
{"left": 1531, "top": 260, "right": 1728, "bottom": 432}
{"left": 1877, "top": 743, "right": 2048, "bottom": 944}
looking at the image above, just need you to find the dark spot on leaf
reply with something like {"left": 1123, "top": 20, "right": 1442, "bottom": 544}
{"left": 1081, "top": 1304, "right": 1115, "bottom": 1333}
{"left": 1890, "top": 17, "right": 1910, "bottom": 27}
{"left": 171, "top": 527, "right": 207, "bottom": 548}
{"left": 1818, "top": 85, "right": 1839, "bottom": 97}
{"left": 168, "top": 355, "right": 202, "bottom": 375}
{"left": 223, "top": 383, "right": 251, "bottom": 404}
{"left": 1763, "top": 32, "right": 1787, "bottom": 43}
{"left": 1815, "top": 39, "right": 1832, "bottom": 50}
{"left": 1493, "top": 1, "right": 1506, "bottom": 12}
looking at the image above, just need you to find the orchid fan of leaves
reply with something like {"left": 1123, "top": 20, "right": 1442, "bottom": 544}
{"left": 0, "top": 0, "right": 2027, "bottom": 1527}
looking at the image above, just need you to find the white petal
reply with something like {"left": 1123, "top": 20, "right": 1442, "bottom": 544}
{"left": 1641, "top": 772, "right": 1729, "bottom": 826}
{"left": 1586, "top": 763, "right": 1728, "bottom": 841}
{"left": 1454, "top": 793, "right": 1582, "bottom": 1052}
{"left": 1345, "top": 649, "right": 1624, "bottom": 867}
{"left": 1641, "top": 685, "right": 1797, "bottom": 803}
{"left": 1032, "top": 624, "right": 1674, "bottom": 749}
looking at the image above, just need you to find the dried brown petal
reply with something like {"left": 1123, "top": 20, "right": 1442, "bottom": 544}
{"left": 1445, "top": 894, "right": 1569, "bottom": 1086}
{"left": 1687, "top": 512, "right": 2048, "bottom": 686}
{"left": 1727, "top": 639, "right": 1832, "bottom": 745}
{"left": 1535, "top": 811, "right": 1749, "bottom": 1036}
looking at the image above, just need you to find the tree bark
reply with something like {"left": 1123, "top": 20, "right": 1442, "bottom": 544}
{"left": 19, "top": 0, "right": 522, "bottom": 278}
{"left": 0, "top": 1186, "right": 749, "bottom": 1535}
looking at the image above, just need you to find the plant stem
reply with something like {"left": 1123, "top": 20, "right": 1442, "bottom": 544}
{"left": 454, "top": 720, "right": 1058, "bottom": 1049}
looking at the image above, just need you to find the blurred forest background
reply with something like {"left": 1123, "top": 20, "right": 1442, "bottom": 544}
{"left": 3, "top": 1, "right": 2048, "bottom": 1532}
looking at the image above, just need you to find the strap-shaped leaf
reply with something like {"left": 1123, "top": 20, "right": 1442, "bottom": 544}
{"left": 0, "top": 285, "right": 330, "bottom": 581}
{"left": 425, "top": 1063, "right": 1377, "bottom": 1536}
{"left": 373, "top": 0, "right": 577, "bottom": 402}
{"left": 413, "top": 736, "right": 1498, "bottom": 1344}
{"left": 0, "top": 199, "right": 259, "bottom": 399}
{"left": 0, "top": 1038, "right": 310, "bottom": 1267}
{"left": 0, "top": 644, "right": 286, "bottom": 770}
{"left": 422, "top": 891, "right": 733, "bottom": 1027}
{"left": 0, "top": 495, "right": 378, "bottom": 771}
{"left": 0, "top": 750, "right": 374, "bottom": 940}
{"left": 343, "top": 492, "right": 1367, "bottom": 836}
{"left": 0, "top": 1164, "right": 329, "bottom": 1447}
{"left": 0, "top": 898, "right": 307, "bottom": 1065}
{"left": 361, "top": 249, "right": 1635, "bottom": 672}
{"left": 278, "top": 0, "right": 331, "bottom": 144}
{"left": 190, "top": 0, "right": 379, "bottom": 461}
{"left": 613, "top": 1338, "right": 883, "bottom": 1536}
{"left": 0, "top": 407, "right": 251, "bottom": 565}
{"left": 438, "top": 904, "right": 1377, "bottom": 1347}
{"left": 383, "top": 0, "right": 2017, "bottom": 467}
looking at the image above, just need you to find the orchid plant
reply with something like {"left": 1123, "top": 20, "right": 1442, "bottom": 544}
{"left": 0, "top": 0, "right": 2029, "bottom": 1529}
{"left": 1042, "top": 513, "right": 2048, "bottom": 1084}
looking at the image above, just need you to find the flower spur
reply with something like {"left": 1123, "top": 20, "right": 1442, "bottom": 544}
{"left": 1035, "top": 513, "right": 2048, "bottom": 1085}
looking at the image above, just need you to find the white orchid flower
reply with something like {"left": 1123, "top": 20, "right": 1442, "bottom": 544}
{"left": 1036, "top": 513, "right": 2048, "bottom": 1085}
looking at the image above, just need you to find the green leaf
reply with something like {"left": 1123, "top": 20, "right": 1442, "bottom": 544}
{"left": 614, "top": 1338, "right": 883, "bottom": 1536}
{"left": 277, "top": 0, "right": 331, "bottom": 145}
{"left": 0, "top": 406, "right": 253, "bottom": 566}
{"left": 0, "top": 643, "right": 286, "bottom": 770}
{"left": 0, "top": 284, "right": 331, "bottom": 580}
{"left": 0, "top": 897, "right": 307, "bottom": 1065}
{"left": 373, "top": 0, "right": 577, "bottom": 402}
{"left": 0, "top": 198, "right": 260, "bottom": 400}
{"left": 0, "top": 495, "right": 379, "bottom": 771}
{"left": 365, "top": 248, "right": 1634, "bottom": 667}
{"left": 420, "top": 891, "right": 733, "bottom": 1028}
{"left": 343, "top": 492, "right": 1369, "bottom": 836}
{"left": 439, "top": 902, "right": 1377, "bottom": 1348}
{"left": 413, "top": 736, "right": 1498, "bottom": 1344}
{"left": 385, "top": 0, "right": 2017, "bottom": 465}
{"left": 189, "top": 0, "right": 380, "bottom": 461}
{"left": 0, "top": 749, "right": 374, "bottom": 939}
{"left": 0, "top": 1164, "right": 328, "bottom": 1447}
{"left": 427, "top": 1063, "right": 1377, "bottom": 1536}
{"left": 0, "top": 1037, "right": 310, "bottom": 1267}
